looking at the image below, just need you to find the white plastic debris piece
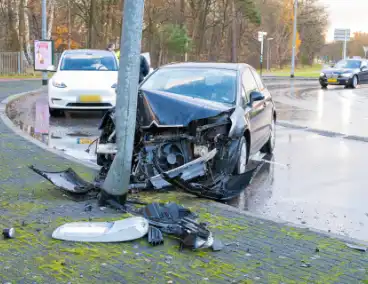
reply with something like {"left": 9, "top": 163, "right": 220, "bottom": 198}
{"left": 345, "top": 243, "right": 367, "bottom": 252}
{"left": 52, "top": 217, "right": 149, "bottom": 242}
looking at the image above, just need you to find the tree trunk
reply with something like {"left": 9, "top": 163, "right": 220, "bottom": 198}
{"left": 88, "top": 0, "right": 96, "bottom": 48}
{"left": 24, "top": 0, "right": 32, "bottom": 65}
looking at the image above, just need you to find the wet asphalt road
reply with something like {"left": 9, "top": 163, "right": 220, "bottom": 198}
{"left": 5, "top": 79, "right": 368, "bottom": 241}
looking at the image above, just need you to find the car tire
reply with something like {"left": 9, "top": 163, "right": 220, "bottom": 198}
{"left": 350, "top": 75, "right": 358, "bottom": 89}
{"left": 49, "top": 107, "right": 64, "bottom": 117}
{"left": 234, "top": 136, "right": 248, "bottom": 175}
{"left": 320, "top": 84, "right": 328, "bottom": 89}
{"left": 261, "top": 117, "right": 276, "bottom": 154}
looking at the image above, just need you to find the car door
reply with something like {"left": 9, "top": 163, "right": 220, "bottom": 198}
{"left": 241, "top": 67, "right": 264, "bottom": 154}
{"left": 360, "top": 60, "right": 368, "bottom": 83}
{"left": 250, "top": 68, "right": 273, "bottom": 145}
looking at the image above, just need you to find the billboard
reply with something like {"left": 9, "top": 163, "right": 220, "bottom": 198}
{"left": 34, "top": 40, "right": 54, "bottom": 71}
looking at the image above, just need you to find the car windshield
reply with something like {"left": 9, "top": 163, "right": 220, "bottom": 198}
{"left": 60, "top": 54, "right": 118, "bottom": 71}
{"left": 141, "top": 67, "right": 237, "bottom": 104}
{"left": 334, "top": 60, "right": 361, "bottom": 69}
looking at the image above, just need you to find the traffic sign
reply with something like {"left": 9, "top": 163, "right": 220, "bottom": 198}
{"left": 258, "top": 31, "right": 267, "bottom": 42}
{"left": 334, "top": 29, "right": 350, "bottom": 42}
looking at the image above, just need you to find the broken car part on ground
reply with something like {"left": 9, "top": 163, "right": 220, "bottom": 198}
{"left": 51, "top": 201, "right": 220, "bottom": 251}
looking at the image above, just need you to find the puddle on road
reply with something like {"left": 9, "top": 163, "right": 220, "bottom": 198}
{"left": 7, "top": 95, "right": 103, "bottom": 164}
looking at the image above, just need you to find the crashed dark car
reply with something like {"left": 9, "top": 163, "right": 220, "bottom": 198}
{"left": 95, "top": 63, "right": 276, "bottom": 200}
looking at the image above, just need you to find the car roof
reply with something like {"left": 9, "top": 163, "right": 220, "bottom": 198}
{"left": 159, "top": 62, "right": 251, "bottom": 71}
{"left": 62, "top": 49, "right": 114, "bottom": 56}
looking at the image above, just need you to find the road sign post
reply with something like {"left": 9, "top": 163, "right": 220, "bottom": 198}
{"left": 41, "top": 0, "right": 47, "bottom": 86}
{"left": 258, "top": 31, "right": 267, "bottom": 76}
{"left": 100, "top": 0, "right": 145, "bottom": 205}
{"left": 363, "top": 46, "right": 368, "bottom": 59}
{"left": 290, "top": 0, "right": 298, "bottom": 78}
{"left": 334, "top": 28, "right": 351, "bottom": 60}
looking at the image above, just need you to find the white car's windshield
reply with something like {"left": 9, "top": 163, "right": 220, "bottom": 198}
{"left": 334, "top": 60, "right": 361, "bottom": 69}
{"left": 141, "top": 68, "right": 237, "bottom": 104}
{"left": 60, "top": 54, "right": 118, "bottom": 71}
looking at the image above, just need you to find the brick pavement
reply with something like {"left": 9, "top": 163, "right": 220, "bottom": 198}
{"left": 0, "top": 80, "right": 367, "bottom": 284}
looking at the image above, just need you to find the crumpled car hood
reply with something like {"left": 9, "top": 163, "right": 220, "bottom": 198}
{"left": 137, "top": 89, "right": 234, "bottom": 127}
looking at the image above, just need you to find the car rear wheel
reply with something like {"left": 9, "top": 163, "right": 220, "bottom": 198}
{"left": 261, "top": 118, "right": 276, "bottom": 154}
{"left": 320, "top": 83, "right": 328, "bottom": 89}
{"left": 235, "top": 136, "right": 248, "bottom": 175}
{"left": 49, "top": 107, "right": 64, "bottom": 117}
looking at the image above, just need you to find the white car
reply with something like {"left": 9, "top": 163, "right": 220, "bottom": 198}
{"left": 47, "top": 49, "right": 118, "bottom": 117}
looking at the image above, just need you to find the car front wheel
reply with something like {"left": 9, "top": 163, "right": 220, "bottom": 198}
{"left": 350, "top": 75, "right": 358, "bottom": 89}
{"left": 235, "top": 136, "right": 248, "bottom": 175}
{"left": 261, "top": 118, "right": 276, "bottom": 154}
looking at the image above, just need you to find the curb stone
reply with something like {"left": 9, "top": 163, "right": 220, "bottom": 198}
{"left": 0, "top": 89, "right": 100, "bottom": 170}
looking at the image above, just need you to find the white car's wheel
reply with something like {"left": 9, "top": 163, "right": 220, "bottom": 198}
{"left": 49, "top": 107, "right": 64, "bottom": 117}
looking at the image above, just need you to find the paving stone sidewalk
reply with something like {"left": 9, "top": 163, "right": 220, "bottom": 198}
{"left": 0, "top": 81, "right": 367, "bottom": 284}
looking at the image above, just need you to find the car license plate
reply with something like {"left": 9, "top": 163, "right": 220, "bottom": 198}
{"left": 79, "top": 95, "right": 101, "bottom": 102}
{"left": 327, "top": 78, "right": 337, "bottom": 83}
{"left": 77, "top": 138, "right": 93, "bottom": 144}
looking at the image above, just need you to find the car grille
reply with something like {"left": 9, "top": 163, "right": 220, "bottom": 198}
{"left": 66, "top": 103, "right": 112, "bottom": 107}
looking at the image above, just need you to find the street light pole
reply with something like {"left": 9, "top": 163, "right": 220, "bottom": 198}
{"left": 100, "top": 0, "right": 145, "bottom": 205}
{"left": 267, "top": 38, "right": 274, "bottom": 71}
{"left": 41, "top": 0, "right": 47, "bottom": 86}
{"left": 290, "top": 0, "right": 298, "bottom": 78}
{"left": 68, "top": 0, "right": 71, "bottom": 49}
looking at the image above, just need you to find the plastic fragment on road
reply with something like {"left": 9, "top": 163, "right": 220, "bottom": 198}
{"left": 2, "top": 228, "right": 15, "bottom": 239}
{"left": 52, "top": 216, "right": 149, "bottom": 243}
{"left": 29, "top": 165, "right": 95, "bottom": 194}
{"left": 148, "top": 226, "right": 164, "bottom": 246}
{"left": 345, "top": 243, "right": 367, "bottom": 252}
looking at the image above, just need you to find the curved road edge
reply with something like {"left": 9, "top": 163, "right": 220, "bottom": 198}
{"left": 0, "top": 88, "right": 100, "bottom": 170}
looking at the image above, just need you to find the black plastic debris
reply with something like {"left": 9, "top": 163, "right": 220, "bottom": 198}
{"left": 148, "top": 226, "right": 164, "bottom": 246}
{"left": 29, "top": 165, "right": 95, "bottom": 194}
{"left": 3, "top": 228, "right": 15, "bottom": 239}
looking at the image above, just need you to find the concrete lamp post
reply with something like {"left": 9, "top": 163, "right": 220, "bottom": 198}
{"left": 267, "top": 38, "right": 274, "bottom": 71}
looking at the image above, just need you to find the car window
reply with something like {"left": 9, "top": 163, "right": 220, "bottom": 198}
{"left": 250, "top": 69, "right": 265, "bottom": 90}
{"left": 242, "top": 68, "right": 258, "bottom": 104}
{"left": 60, "top": 54, "right": 118, "bottom": 71}
{"left": 361, "top": 61, "right": 367, "bottom": 68}
{"left": 141, "top": 67, "right": 237, "bottom": 105}
{"left": 334, "top": 59, "right": 361, "bottom": 69}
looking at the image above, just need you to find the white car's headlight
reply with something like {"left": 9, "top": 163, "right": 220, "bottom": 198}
{"left": 320, "top": 72, "right": 325, "bottom": 77}
{"left": 52, "top": 80, "right": 67, "bottom": 88}
{"left": 341, "top": 73, "right": 353, "bottom": 78}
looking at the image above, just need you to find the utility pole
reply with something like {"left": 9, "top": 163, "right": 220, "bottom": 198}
{"left": 100, "top": 0, "right": 145, "bottom": 205}
{"left": 342, "top": 29, "right": 347, "bottom": 59}
{"left": 41, "top": 0, "right": 47, "bottom": 85}
{"left": 290, "top": 0, "right": 298, "bottom": 78}
{"left": 68, "top": 0, "right": 71, "bottom": 49}
{"left": 267, "top": 38, "right": 274, "bottom": 71}
{"left": 231, "top": 0, "right": 237, "bottom": 63}
{"left": 258, "top": 31, "right": 267, "bottom": 76}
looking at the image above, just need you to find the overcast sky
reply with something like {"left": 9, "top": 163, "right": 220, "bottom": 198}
{"left": 319, "top": 0, "right": 368, "bottom": 42}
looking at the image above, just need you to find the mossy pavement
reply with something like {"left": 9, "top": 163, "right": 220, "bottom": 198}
{"left": 0, "top": 80, "right": 367, "bottom": 284}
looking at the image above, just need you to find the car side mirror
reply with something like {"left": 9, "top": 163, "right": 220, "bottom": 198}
{"left": 361, "top": 66, "right": 367, "bottom": 71}
{"left": 250, "top": 91, "right": 265, "bottom": 103}
{"left": 47, "top": 65, "right": 56, "bottom": 72}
